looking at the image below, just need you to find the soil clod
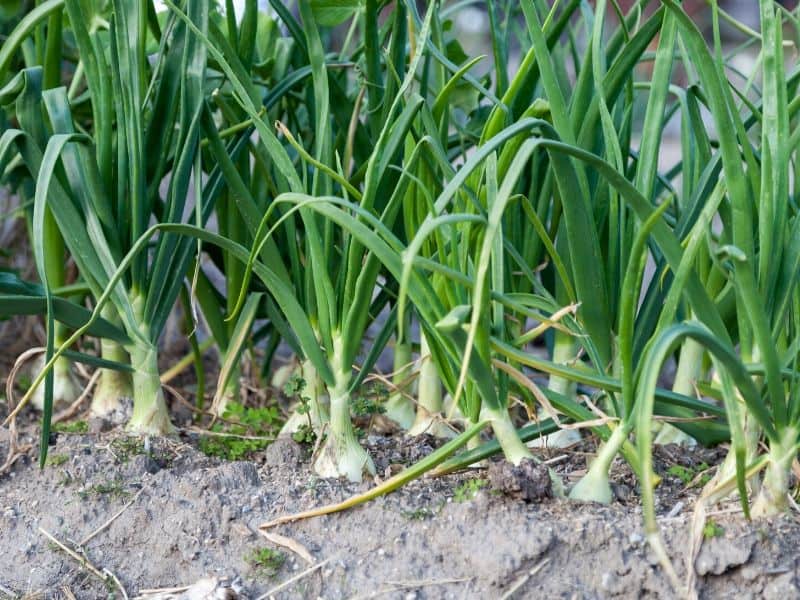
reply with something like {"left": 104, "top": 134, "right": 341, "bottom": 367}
{"left": 265, "top": 438, "right": 305, "bottom": 467}
{"left": 487, "top": 458, "right": 552, "bottom": 502}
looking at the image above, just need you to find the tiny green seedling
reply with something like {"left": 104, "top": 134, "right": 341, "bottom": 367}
{"left": 283, "top": 372, "right": 307, "bottom": 399}
{"left": 284, "top": 375, "right": 318, "bottom": 445}
{"left": 110, "top": 436, "right": 145, "bottom": 463}
{"left": 284, "top": 373, "right": 313, "bottom": 425}
{"left": 351, "top": 384, "right": 388, "bottom": 438}
{"left": 453, "top": 478, "right": 488, "bottom": 502}
{"left": 53, "top": 420, "right": 88, "bottom": 434}
{"left": 667, "top": 462, "right": 712, "bottom": 487}
{"left": 78, "top": 479, "right": 130, "bottom": 500}
{"left": 199, "top": 402, "right": 280, "bottom": 460}
{"left": 402, "top": 507, "right": 434, "bottom": 520}
{"left": 703, "top": 519, "right": 725, "bottom": 540}
{"left": 292, "top": 423, "right": 317, "bottom": 445}
{"left": 351, "top": 393, "right": 386, "bottom": 418}
{"left": 245, "top": 547, "right": 285, "bottom": 579}
{"left": 45, "top": 454, "right": 69, "bottom": 467}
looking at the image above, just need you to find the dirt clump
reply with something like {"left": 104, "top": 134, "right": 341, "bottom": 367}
{"left": 487, "top": 458, "right": 552, "bottom": 502}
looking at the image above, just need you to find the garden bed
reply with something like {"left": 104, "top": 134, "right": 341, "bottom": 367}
{"left": 1, "top": 424, "right": 799, "bottom": 599}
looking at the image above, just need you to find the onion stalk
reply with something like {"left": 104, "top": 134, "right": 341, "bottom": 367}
{"left": 91, "top": 307, "right": 133, "bottom": 416}
{"left": 383, "top": 336, "right": 415, "bottom": 430}
{"left": 408, "top": 332, "right": 453, "bottom": 438}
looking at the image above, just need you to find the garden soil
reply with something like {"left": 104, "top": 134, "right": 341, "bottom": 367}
{"left": 2, "top": 426, "right": 800, "bottom": 599}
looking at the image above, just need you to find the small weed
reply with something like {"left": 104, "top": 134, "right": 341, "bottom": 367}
{"left": 110, "top": 436, "right": 145, "bottom": 463}
{"left": 45, "top": 454, "right": 69, "bottom": 467}
{"left": 351, "top": 389, "right": 387, "bottom": 418}
{"left": 283, "top": 372, "right": 307, "bottom": 399}
{"left": 53, "top": 420, "right": 88, "bottom": 434}
{"left": 703, "top": 519, "right": 725, "bottom": 540}
{"left": 245, "top": 547, "right": 285, "bottom": 579}
{"left": 453, "top": 478, "right": 488, "bottom": 502}
{"left": 351, "top": 383, "right": 388, "bottom": 438}
{"left": 285, "top": 374, "right": 318, "bottom": 446}
{"left": 666, "top": 465, "right": 693, "bottom": 484}
{"left": 402, "top": 507, "right": 434, "bottom": 520}
{"left": 199, "top": 402, "right": 280, "bottom": 461}
{"left": 79, "top": 479, "right": 130, "bottom": 500}
{"left": 284, "top": 373, "right": 312, "bottom": 422}
{"left": 667, "top": 462, "right": 711, "bottom": 487}
{"left": 292, "top": 423, "right": 317, "bottom": 445}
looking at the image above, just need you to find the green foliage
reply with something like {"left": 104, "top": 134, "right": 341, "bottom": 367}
{"left": 78, "top": 479, "right": 129, "bottom": 500}
{"left": 292, "top": 423, "right": 317, "bottom": 446}
{"left": 666, "top": 463, "right": 712, "bottom": 487}
{"left": 351, "top": 388, "right": 387, "bottom": 418}
{"left": 284, "top": 372, "right": 312, "bottom": 418}
{"left": 402, "top": 507, "right": 434, "bottom": 521}
{"left": 285, "top": 373, "right": 317, "bottom": 445}
{"left": 310, "top": 0, "right": 363, "bottom": 27}
{"left": 245, "top": 547, "right": 286, "bottom": 579}
{"left": 453, "top": 478, "right": 488, "bottom": 503}
{"left": 703, "top": 519, "right": 725, "bottom": 540}
{"left": 0, "top": 0, "right": 798, "bottom": 573}
{"left": 283, "top": 372, "right": 307, "bottom": 400}
{"left": 44, "top": 453, "right": 68, "bottom": 467}
{"left": 52, "top": 420, "right": 88, "bottom": 434}
{"left": 350, "top": 386, "right": 386, "bottom": 440}
{"left": 0, "top": 0, "right": 22, "bottom": 21}
{"left": 199, "top": 402, "right": 280, "bottom": 461}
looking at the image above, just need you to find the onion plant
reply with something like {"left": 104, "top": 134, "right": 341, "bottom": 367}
{"left": 191, "top": 0, "right": 280, "bottom": 417}
{"left": 633, "top": 0, "right": 800, "bottom": 531}
{"left": 399, "top": 0, "right": 729, "bottom": 500}
{"left": 0, "top": 0, "right": 219, "bottom": 442}
{"left": 165, "top": 0, "right": 439, "bottom": 481}
{"left": 395, "top": 1, "right": 767, "bottom": 510}
{"left": 0, "top": 0, "right": 84, "bottom": 412}
{"left": 1, "top": 7, "right": 799, "bottom": 582}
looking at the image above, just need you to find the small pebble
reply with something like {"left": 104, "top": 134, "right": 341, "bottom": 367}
{"left": 601, "top": 571, "right": 619, "bottom": 592}
{"left": 628, "top": 533, "right": 644, "bottom": 546}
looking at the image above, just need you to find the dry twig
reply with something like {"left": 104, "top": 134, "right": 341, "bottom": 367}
{"left": 0, "top": 347, "right": 43, "bottom": 475}
{"left": 254, "top": 557, "right": 332, "bottom": 600}
{"left": 80, "top": 488, "right": 145, "bottom": 546}
{"left": 39, "top": 527, "right": 128, "bottom": 599}
{"left": 499, "top": 558, "right": 550, "bottom": 600}
{"left": 259, "top": 531, "right": 314, "bottom": 564}
{"left": 53, "top": 369, "right": 101, "bottom": 424}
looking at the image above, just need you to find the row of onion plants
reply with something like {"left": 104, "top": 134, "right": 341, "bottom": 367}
{"left": 1, "top": 7, "right": 799, "bottom": 593}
